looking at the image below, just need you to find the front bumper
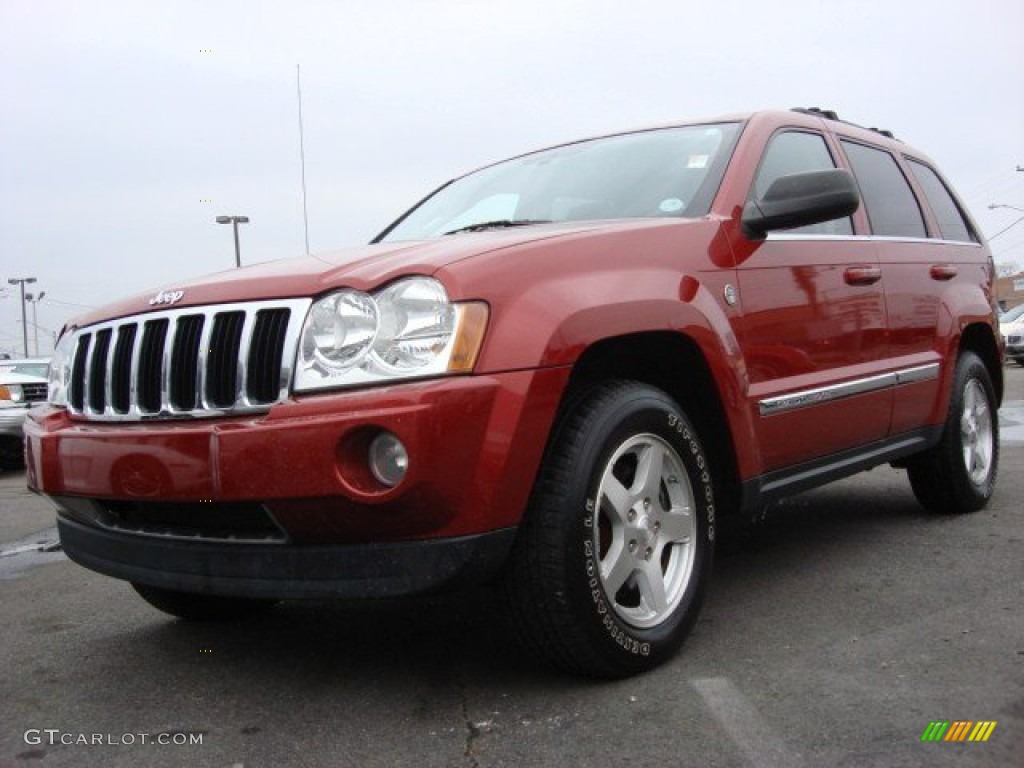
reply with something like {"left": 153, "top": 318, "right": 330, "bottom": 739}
{"left": 25, "top": 369, "right": 568, "bottom": 593}
{"left": 0, "top": 404, "right": 30, "bottom": 439}
{"left": 57, "top": 514, "right": 517, "bottom": 599}
{"left": 26, "top": 371, "right": 566, "bottom": 541}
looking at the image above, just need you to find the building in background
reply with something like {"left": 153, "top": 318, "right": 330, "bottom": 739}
{"left": 995, "top": 273, "right": 1024, "bottom": 311}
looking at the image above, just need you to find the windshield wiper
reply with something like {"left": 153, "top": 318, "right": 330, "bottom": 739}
{"left": 442, "top": 219, "right": 550, "bottom": 236}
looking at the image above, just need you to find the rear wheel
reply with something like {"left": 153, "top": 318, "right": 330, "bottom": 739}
{"left": 502, "top": 381, "right": 715, "bottom": 678}
{"left": 907, "top": 351, "right": 999, "bottom": 513}
{"left": 132, "top": 583, "right": 277, "bottom": 621}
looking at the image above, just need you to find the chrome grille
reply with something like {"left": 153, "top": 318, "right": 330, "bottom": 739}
{"left": 66, "top": 299, "right": 311, "bottom": 421}
{"left": 22, "top": 382, "right": 49, "bottom": 403}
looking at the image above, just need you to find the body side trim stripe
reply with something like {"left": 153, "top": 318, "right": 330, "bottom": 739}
{"left": 758, "top": 363, "right": 940, "bottom": 416}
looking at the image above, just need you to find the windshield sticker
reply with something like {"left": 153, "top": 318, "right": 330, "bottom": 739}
{"left": 659, "top": 198, "right": 685, "bottom": 213}
{"left": 686, "top": 155, "right": 709, "bottom": 169}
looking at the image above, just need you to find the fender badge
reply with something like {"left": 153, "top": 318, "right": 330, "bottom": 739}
{"left": 723, "top": 284, "right": 738, "bottom": 306}
{"left": 149, "top": 289, "right": 185, "bottom": 306}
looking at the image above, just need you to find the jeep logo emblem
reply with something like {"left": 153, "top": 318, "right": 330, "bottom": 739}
{"left": 149, "top": 290, "right": 185, "bottom": 306}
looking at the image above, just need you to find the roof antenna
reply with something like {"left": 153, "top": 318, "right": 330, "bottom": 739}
{"left": 297, "top": 64, "right": 311, "bottom": 256}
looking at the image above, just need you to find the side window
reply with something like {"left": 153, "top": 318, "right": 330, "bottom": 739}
{"left": 752, "top": 131, "right": 853, "bottom": 235}
{"left": 906, "top": 159, "right": 976, "bottom": 243}
{"left": 840, "top": 141, "right": 927, "bottom": 238}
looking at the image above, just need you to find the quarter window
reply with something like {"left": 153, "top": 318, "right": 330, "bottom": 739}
{"left": 752, "top": 131, "right": 853, "bottom": 235}
{"left": 840, "top": 141, "right": 927, "bottom": 238}
{"left": 906, "top": 159, "right": 976, "bottom": 242}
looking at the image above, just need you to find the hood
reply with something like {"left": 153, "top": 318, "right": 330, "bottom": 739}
{"left": 69, "top": 220, "right": 626, "bottom": 328}
{"left": 0, "top": 371, "right": 47, "bottom": 386}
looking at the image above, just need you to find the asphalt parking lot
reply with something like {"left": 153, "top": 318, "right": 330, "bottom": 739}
{"left": 1, "top": 367, "right": 1022, "bottom": 768}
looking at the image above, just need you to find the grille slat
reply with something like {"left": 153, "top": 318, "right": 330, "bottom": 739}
{"left": 138, "top": 319, "right": 168, "bottom": 413}
{"left": 64, "top": 299, "right": 309, "bottom": 421}
{"left": 248, "top": 309, "right": 291, "bottom": 403}
{"left": 111, "top": 324, "right": 137, "bottom": 413}
{"left": 22, "top": 383, "right": 49, "bottom": 403}
{"left": 88, "top": 329, "right": 113, "bottom": 412}
{"left": 207, "top": 312, "right": 245, "bottom": 408}
{"left": 69, "top": 334, "right": 91, "bottom": 411}
{"left": 170, "top": 315, "right": 204, "bottom": 410}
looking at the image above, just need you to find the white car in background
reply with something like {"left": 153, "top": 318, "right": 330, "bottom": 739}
{"left": 1000, "top": 305, "right": 1024, "bottom": 367}
{"left": 0, "top": 358, "right": 50, "bottom": 470}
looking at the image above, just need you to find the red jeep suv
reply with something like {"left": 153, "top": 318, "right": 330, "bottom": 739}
{"left": 26, "top": 108, "right": 1001, "bottom": 677}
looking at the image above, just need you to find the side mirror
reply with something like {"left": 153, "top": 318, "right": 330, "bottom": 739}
{"left": 742, "top": 169, "right": 860, "bottom": 238}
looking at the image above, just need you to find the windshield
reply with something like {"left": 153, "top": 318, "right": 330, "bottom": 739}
{"left": 1001, "top": 304, "right": 1024, "bottom": 323}
{"left": 0, "top": 361, "right": 49, "bottom": 378}
{"left": 377, "top": 123, "right": 741, "bottom": 242}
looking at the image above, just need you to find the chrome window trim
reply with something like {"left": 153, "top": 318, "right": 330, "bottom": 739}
{"left": 759, "top": 363, "right": 940, "bottom": 416}
{"left": 765, "top": 233, "right": 982, "bottom": 247}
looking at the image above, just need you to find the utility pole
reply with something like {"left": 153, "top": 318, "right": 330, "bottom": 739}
{"left": 297, "top": 64, "right": 310, "bottom": 255}
{"left": 7, "top": 277, "right": 36, "bottom": 357}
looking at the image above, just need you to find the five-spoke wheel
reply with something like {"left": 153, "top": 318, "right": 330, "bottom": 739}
{"left": 502, "top": 381, "right": 714, "bottom": 678}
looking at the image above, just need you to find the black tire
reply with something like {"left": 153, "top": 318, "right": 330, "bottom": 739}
{"left": 501, "top": 381, "right": 715, "bottom": 678}
{"left": 132, "top": 583, "right": 277, "bottom": 621}
{"left": 0, "top": 436, "right": 26, "bottom": 471}
{"left": 907, "top": 351, "right": 999, "bottom": 514}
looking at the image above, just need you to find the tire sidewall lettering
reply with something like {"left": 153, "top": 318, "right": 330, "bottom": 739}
{"left": 575, "top": 400, "right": 713, "bottom": 662}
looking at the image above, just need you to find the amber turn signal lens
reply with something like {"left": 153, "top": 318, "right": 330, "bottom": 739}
{"left": 448, "top": 302, "right": 489, "bottom": 373}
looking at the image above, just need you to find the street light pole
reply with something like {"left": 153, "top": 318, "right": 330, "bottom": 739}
{"left": 25, "top": 291, "right": 45, "bottom": 356}
{"left": 7, "top": 277, "right": 36, "bottom": 357}
{"left": 215, "top": 215, "right": 250, "bottom": 268}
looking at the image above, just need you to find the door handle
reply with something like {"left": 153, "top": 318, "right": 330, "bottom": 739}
{"left": 844, "top": 266, "right": 881, "bottom": 286}
{"left": 930, "top": 264, "right": 958, "bottom": 281}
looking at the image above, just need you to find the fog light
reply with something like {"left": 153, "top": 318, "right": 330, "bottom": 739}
{"left": 368, "top": 432, "right": 408, "bottom": 487}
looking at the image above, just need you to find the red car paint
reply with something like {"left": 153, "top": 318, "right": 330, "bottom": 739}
{"left": 24, "top": 109, "right": 1001, "bottom": 599}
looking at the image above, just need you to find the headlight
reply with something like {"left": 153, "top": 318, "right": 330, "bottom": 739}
{"left": 294, "top": 277, "right": 488, "bottom": 393}
{"left": 48, "top": 331, "right": 76, "bottom": 407}
{"left": 0, "top": 384, "right": 25, "bottom": 403}
{"left": 372, "top": 277, "right": 456, "bottom": 371}
{"left": 302, "top": 290, "right": 379, "bottom": 372}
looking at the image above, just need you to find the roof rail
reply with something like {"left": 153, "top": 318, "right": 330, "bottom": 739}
{"left": 791, "top": 106, "right": 840, "bottom": 121}
{"left": 790, "top": 107, "right": 898, "bottom": 140}
{"left": 868, "top": 127, "right": 896, "bottom": 139}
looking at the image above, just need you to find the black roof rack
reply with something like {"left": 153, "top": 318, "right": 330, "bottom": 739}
{"left": 792, "top": 106, "right": 839, "bottom": 121}
{"left": 790, "top": 107, "right": 898, "bottom": 141}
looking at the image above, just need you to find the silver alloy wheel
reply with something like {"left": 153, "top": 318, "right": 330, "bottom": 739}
{"left": 594, "top": 433, "right": 696, "bottom": 629}
{"left": 961, "top": 378, "right": 994, "bottom": 486}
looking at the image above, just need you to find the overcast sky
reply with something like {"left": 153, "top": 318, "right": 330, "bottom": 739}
{"left": 1, "top": 0, "right": 1022, "bottom": 356}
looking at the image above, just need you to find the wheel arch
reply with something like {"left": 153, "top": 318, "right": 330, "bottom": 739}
{"left": 564, "top": 331, "right": 743, "bottom": 520}
{"left": 959, "top": 321, "right": 1003, "bottom": 407}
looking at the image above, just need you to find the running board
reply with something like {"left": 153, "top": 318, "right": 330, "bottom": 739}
{"left": 738, "top": 426, "right": 942, "bottom": 517}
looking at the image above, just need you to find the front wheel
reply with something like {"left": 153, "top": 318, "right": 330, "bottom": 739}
{"left": 132, "top": 583, "right": 277, "bottom": 621}
{"left": 0, "top": 436, "right": 26, "bottom": 471}
{"left": 907, "top": 351, "right": 999, "bottom": 513}
{"left": 502, "top": 381, "right": 715, "bottom": 678}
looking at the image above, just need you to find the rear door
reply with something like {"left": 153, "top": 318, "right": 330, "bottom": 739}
{"left": 837, "top": 139, "right": 985, "bottom": 434}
